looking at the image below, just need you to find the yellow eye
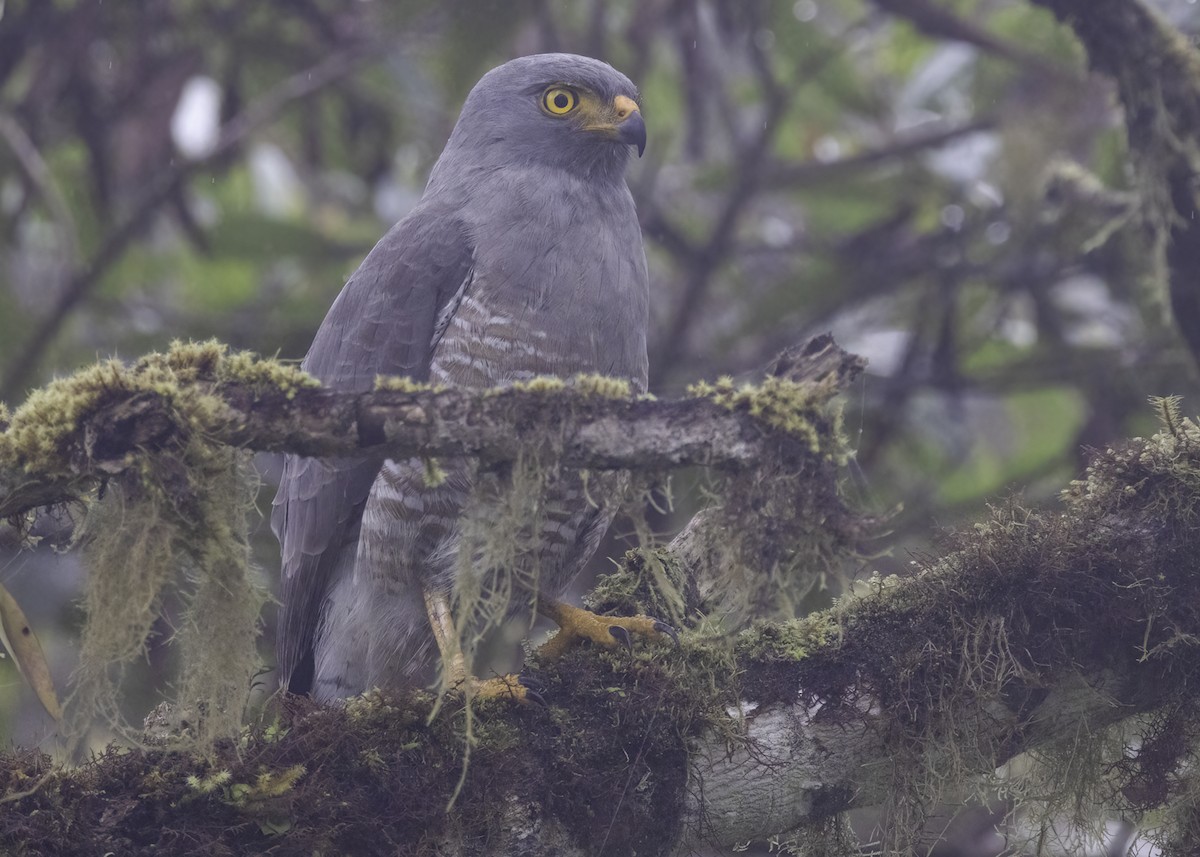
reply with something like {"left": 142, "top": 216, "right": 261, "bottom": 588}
{"left": 542, "top": 87, "right": 578, "bottom": 116}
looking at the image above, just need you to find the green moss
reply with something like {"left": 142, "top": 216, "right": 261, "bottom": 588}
{"left": 0, "top": 341, "right": 300, "bottom": 749}
{"left": 688, "top": 375, "right": 835, "bottom": 455}
{"left": 186, "top": 769, "right": 232, "bottom": 794}
{"left": 572, "top": 373, "right": 633, "bottom": 398}
{"left": 498, "top": 373, "right": 632, "bottom": 398}
{"left": 422, "top": 457, "right": 448, "bottom": 487}
{"left": 225, "top": 764, "right": 306, "bottom": 806}
{"left": 219, "top": 349, "right": 318, "bottom": 396}
{"left": 502, "top": 376, "right": 567, "bottom": 394}
{"left": 0, "top": 340, "right": 318, "bottom": 478}
{"left": 737, "top": 613, "right": 838, "bottom": 662}
{"left": 374, "top": 375, "right": 438, "bottom": 393}
{"left": 586, "top": 546, "right": 696, "bottom": 627}
{"left": 0, "top": 358, "right": 127, "bottom": 475}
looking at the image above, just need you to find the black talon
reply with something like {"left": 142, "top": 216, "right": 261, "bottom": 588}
{"left": 609, "top": 625, "right": 633, "bottom": 652}
{"left": 516, "top": 673, "right": 548, "bottom": 706}
{"left": 653, "top": 620, "right": 680, "bottom": 645}
{"left": 518, "top": 672, "right": 546, "bottom": 693}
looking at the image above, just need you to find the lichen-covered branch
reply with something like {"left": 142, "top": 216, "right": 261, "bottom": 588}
{"left": 0, "top": 336, "right": 862, "bottom": 522}
{"left": 4, "top": 342, "right": 1200, "bottom": 854}
{"left": 7, "top": 397, "right": 1200, "bottom": 854}
{"left": 1028, "top": 0, "right": 1200, "bottom": 370}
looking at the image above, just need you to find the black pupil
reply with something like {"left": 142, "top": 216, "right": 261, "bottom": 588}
{"left": 553, "top": 92, "right": 570, "bottom": 110}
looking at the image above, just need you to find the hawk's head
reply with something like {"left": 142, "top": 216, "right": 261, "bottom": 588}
{"left": 436, "top": 53, "right": 646, "bottom": 182}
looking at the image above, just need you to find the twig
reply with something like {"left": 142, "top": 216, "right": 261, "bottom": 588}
{"left": 0, "top": 111, "right": 80, "bottom": 267}
{"left": 762, "top": 117, "right": 997, "bottom": 188}
{"left": 871, "top": 0, "right": 1077, "bottom": 79}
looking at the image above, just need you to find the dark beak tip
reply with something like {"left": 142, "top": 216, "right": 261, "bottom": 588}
{"left": 618, "top": 113, "right": 647, "bottom": 158}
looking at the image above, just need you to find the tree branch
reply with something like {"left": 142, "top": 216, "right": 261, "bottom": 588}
{"left": 4, "top": 408, "right": 1200, "bottom": 852}
{"left": 1028, "top": 0, "right": 1200, "bottom": 373}
{"left": 0, "top": 336, "right": 864, "bottom": 521}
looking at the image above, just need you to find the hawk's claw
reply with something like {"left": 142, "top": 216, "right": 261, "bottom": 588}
{"left": 518, "top": 672, "right": 546, "bottom": 694}
{"left": 653, "top": 620, "right": 680, "bottom": 645}
{"left": 608, "top": 625, "right": 633, "bottom": 652}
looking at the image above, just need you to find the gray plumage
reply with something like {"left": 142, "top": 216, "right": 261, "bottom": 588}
{"left": 272, "top": 54, "right": 649, "bottom": 699}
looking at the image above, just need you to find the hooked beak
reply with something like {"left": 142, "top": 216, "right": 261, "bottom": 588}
{"left": 617, "top": 111, "right": 647, "bottom": 157}
{"left": 612, "top": 95, "right": 646, "bottom": 157}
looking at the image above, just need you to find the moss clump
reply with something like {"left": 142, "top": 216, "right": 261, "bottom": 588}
{"left": 502, "top": 376, "right": 567, "bottom": 395}
{"left": 0, "top": 339, "right": 318, "bottom": 478}
{"left": 0, "top": 358, "right": 133, "bottom": 476}
{"left": 572, "top": 373, "right": 633, "bottom": 398}
{"left": 185, "top": 769, "right": 232, "bottom": 794}
{"left": 374, "top": 375, "right": 439, "bottom": 393}
{"left": 688, "top": 375, "right": 838, "bottom": 456}
{"left": 218, "top": 349, "right": 318, "bottom": 397}
{"left": 498, "top": 373, "right": 633, "bottom": 398}
{"left": 738, "top": 613, "right": 838, "bottom": 663}
{"left": 586, "top": 546, "right": 699, "bottom": 628}
{"left": 0, "top": 341, "right": 300, "bottom": 748}
{"left": 224, "top": 764, "right": 306, "bottom": 806}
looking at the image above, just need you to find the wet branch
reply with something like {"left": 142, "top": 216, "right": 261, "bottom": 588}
{"left": 0, "top": 335, "right": 863, "bottom": 521}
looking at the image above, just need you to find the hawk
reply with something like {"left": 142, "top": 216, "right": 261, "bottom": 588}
{"left": 273, "top": 54, "right": 672, "bottom": 701}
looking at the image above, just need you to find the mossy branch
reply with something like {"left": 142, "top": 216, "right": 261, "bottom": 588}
{"left": 8, "top": 401, "right": 1200, "bottom": 854}
{"left": 1029, "top": 0, "right": 1200, "bottom": 367}
{"left": 0, "top": 335, "right": 862, "bottom": 522}
{"left": 9, "top": 334, "right": 1200, "bottom": 852}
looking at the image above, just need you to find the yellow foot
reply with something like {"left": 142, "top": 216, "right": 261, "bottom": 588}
{"left": 537, "top": 599, "right": 679, "bottom": 661}
{"left": 425, "top": 589, "right": 540, "bottom": 705}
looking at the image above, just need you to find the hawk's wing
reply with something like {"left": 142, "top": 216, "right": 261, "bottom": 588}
{"left": 272, "top": 206, "right": 473, "bottom": 693}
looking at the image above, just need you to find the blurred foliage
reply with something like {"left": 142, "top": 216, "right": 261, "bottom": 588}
{"left": 3, "top": 0, "right": 1200, "bottom": 852}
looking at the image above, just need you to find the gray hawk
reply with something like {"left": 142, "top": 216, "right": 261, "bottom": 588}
{"left": 272, "top": 53, "right": 671, "bottom": 701}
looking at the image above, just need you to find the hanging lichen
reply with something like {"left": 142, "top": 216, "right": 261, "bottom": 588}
{"left": 0, "top": 341, "right": 311, "bottom": 748}
{"left": 683, "top": 373, "right": 859, "bottom": 626}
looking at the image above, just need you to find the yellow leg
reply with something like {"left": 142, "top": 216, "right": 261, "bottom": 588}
{"left": 423, "top": 589, "right": 535, "bottom": 703}
{"left": 536, "top": 597, "right": 678, "bottom": 661}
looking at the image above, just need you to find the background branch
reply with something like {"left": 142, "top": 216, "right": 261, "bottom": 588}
{"left": 0, "top": 42, "right": 388, "bottom": 403}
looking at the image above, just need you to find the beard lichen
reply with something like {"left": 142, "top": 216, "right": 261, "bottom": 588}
{"left": 435, "top": 371, "right": 671, "bottom": 704}
{"left": 683, "top": 374, "right": 859, "bottom": 626}
{"left": 447, "top": 451, "right": 555, "bottom": 704}
{"left": 739, "top": 394, "right": 1200, "bottom": 854}
{"left": 0, "top": 340, "right": 310, "bottom": 748}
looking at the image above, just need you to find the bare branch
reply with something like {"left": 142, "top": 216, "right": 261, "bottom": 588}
{"left": 871, "top": 0, "right": 1077, "bottom": 78}
{"left": 0, "top": 110, "right": 80, "bottom": 268}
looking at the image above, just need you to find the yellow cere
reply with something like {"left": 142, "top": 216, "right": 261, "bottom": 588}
{"left": 613, "top": 95, "right": 639, "bottom": 120}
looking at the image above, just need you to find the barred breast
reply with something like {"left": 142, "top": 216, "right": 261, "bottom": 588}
{"left": 350, "top": 287, "right": 631, "bottom": 688}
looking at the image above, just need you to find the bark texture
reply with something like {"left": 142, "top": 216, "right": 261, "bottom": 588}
{"left": 0, "top": 335, "right": 861, "bottom": 521}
